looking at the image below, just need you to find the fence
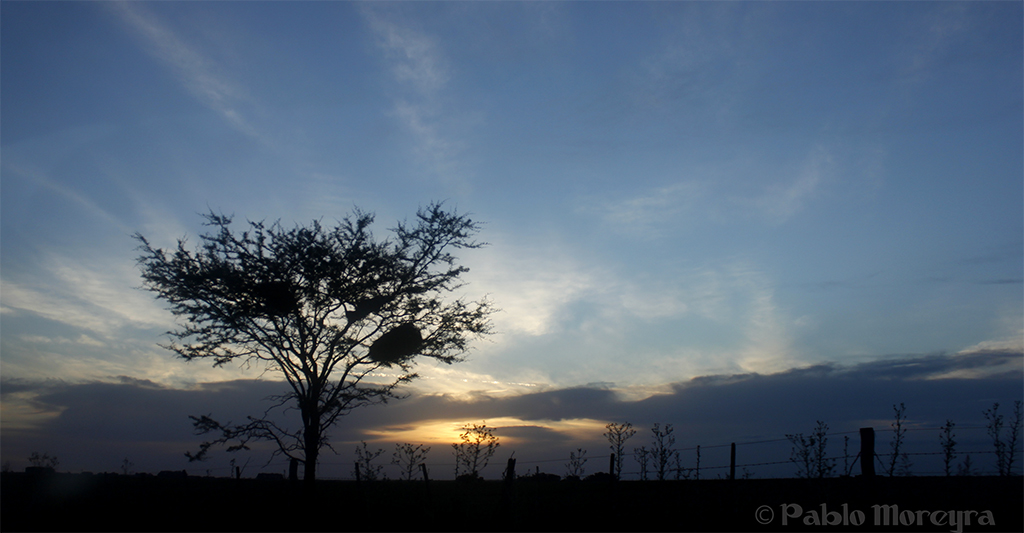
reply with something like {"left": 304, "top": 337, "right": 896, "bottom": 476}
{"left": 493, "top": 425, "right": 1015, "bottom": 481}
{"left": 192, "top": 423, "right": 1021, "bottom": 481}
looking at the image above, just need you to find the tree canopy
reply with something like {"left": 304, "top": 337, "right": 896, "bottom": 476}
{"left": 135, "top": 203, "right": 494, "bottom": 484}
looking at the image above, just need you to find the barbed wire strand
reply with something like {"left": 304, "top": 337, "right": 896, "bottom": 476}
{"left": 185, "top": 424, "right": 1016, "bottom": 477}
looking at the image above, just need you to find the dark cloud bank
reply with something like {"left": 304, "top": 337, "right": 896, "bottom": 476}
{"left": 2, "top": 350, "right": 1021, "bottom": 479}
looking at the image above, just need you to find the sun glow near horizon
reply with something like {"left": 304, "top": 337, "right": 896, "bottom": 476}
{"left": 359, "top": 417, "right": 611, "bottom": 449}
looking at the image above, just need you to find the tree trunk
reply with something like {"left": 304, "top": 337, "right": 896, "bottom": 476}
{"left": 304, "top": 440, "right": 318, "bottom": 491}
{"left": 303, "top": 409, "right": 320, "bottom": 491}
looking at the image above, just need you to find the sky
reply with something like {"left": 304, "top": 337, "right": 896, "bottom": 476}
{"left": 1, "top": 1, "right": 1022, "bottom": 480}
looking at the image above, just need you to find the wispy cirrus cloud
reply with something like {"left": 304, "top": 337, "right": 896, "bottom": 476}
{"left": 2, "top": 161, "right": 134, "bottom": 235}
{"left": 591, "top": 181, "right": 707, "bottom": 237}
{"left": 391, "top": 101, "right": 467, "bottom": 179}
{"left": 629, "top": 2, "right": 748, "bottom": 121}
{"left": 586, "top": 145, "right": 833, "bottom": 236}
{"left": 900, "top": 3, "right": 972, "bottom": 83}
{"left": 462, "top": 235, "right": 601, "bottom": 337}
{"left": 0, "top": 246, "right": 233, "bottom": 386}
{"left": 360, "top": 7, "right": 473, "bottom": 186}
{"left": 616, "top": 262, "right": 799, "bottom": 374}
{"left": 753, "top": 146, "right": 832, "bottom": 224}
{"left": 461, "top": 248, "right": 803, "bottom": 389}
{"left": 107, "top": 2, "right": 265, "bottom": 144}
{"left": 1, "top": 251, "right": 170, "bottom": 336}
{"left": 362, "top": 10, "right": 449, "bottom": 96}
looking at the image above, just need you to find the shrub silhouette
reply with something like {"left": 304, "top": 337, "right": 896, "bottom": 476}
{"left": 452, "top": 422, "right": 499, "bottom": 479}
{"left": 565, "top": 448, "right": 587, "bottom": 479}
{"left": 604, "top": 422, "right": 635, "bottom": 479}
{"left": 392, "top": 443, "right": 431, "bottom": 481}
{"left": 983, "top": 400, "right": 1022, "bottom": 476}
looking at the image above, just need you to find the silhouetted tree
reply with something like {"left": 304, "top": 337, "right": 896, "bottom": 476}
{"left": 392, "top": 443, "right": 431, "bottom": 481}
{"left": 121, "top": 457, "right": 134, "bottom": 476}
{"left": 786, "top": 433, "right": 814, "bottom": 479}
{"left": 634, "top": 446, "right": 650, "bottom": 481}
{"left": 984, "top": 400, "right": 1023, "bottom": 476}
{"left": 887, "top": 403, "right": 908, "bottom": 477}
{"left": 135, "top": 203, "right": 494, "bottom": 486}
{"left": 28, "top": 452, "right": 58, "bottom": 470}
{"left": 984, "top": 403, "right": 1006, "bottom": 475}
{"left": 354, "top": 441, "right": 386, "bottom": 481}
{"left": 1009, "top": 401, "right": 1022, "bottom": 475}
{"left": 603, "top": 422, "right": 635, "bottom": 479}
{"left": 649, "top": 423, "right": 675, "bottom": 481}
{"left": 939, "top": 420, "right": 956, "bottom": 477}
{"left": 812, "top": 421, "right": 836, "bottom": 478}
{"left": 842, "top": 436, "right": 850, "bottom": 476}
{"left": 957, "top": 454, "right": 974, "bottom": 476}
{"left": 565, "top": 448, "right": 587, "bottom": 479}
{"left": 787, "top": 421, "right": 834, "bottom": 479}
{"left": 452, "top": 422, "right": 499, "bottom": 479}
{"left": 671, "top": 450, "right": 692, "bottom": 480}
{"left": 694, "top": 445, "right": 700, "bottom": 480}
{"left": 896, "top": 452, "right": 913, "bottom": 477}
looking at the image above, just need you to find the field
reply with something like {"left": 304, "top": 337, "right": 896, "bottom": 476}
{"left": 2, "top": 472, "right": 1021, "bottom": 532}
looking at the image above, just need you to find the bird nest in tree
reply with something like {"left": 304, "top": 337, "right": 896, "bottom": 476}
{"left": 368, "top": 323, "right": 423, "bottom": 365}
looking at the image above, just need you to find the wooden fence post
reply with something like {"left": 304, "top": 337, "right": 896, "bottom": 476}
{"left": 609, "top": 453, "right": 616, "bottom": 479}
{"left": 729, "top": 443, "right": 736, "bottom": 481}
{"left": 289, "top": 458, "right": 298, "bottom": 485}
{"left": 501, "top": 457, "right": 516, "bottom": 519}
{"left": 420, "top": 463, "right": 432, "bottom": 515}
{"left": 696, "top": 445, "right": 701, "bottom": 480}
{"left": 503, "top": 457, "right": 516, "bottom": 482}
{"left": 859, "top": 427, "right": 875, "bottom": 477}
{"left": 354, "top": 461, "right": 361, "bottom": 483}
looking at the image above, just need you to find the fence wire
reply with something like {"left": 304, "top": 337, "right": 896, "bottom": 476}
{"left": 188, "top": 423, "right": 1020, "bottom": 480}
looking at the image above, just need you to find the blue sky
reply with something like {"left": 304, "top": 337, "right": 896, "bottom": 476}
{"left": 2, "top": 2, "right": 1021, "bottom": 477}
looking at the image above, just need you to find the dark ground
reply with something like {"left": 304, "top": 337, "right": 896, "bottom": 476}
{"left": 2, "top": 472, "right": 1021, "bottom": 532}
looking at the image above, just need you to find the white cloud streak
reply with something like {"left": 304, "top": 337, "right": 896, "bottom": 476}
{"left": 617, "top": 263, "right": 799, "bottom": 372}
{"left": 459, "top": 234, "right": 804, "bottom": 388}
{"left": 3, "top": 161, "right": 133, "bottom": 235}
{"left": 958, "top": 332, "right": 1024, "bottom": 356}
{"left": 902, "top": 3, "right": 971, "bottom": 83}
{"left": 1, "top": 252, "right": 170, "bottom": 337}
{"left": 364, "top": 12, "right": 449, "bottom": 96}
{"left": 595, "top": 181, "right": 707, "bottom": 237}
{"left": 589, "top": 146, "right": 833, "bottom": 235}
{"left": 391, "top": 101, "right": 467, "bottom": 178}
{"left": 361, "top": 7, "right": 471, "bottom": 186}
{"left": 463, "top": 236, "right": 599, "bottom": 337}
{"left": 754, "top": 147, "right": 832, "bottom": 223}
{"left": 733, "top": 275, "right": 797, "bottom": 373}
{"left": 107, "top": 2, "right": 265, "bottom": 143}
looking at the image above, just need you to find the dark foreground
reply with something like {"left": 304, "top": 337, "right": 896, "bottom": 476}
{"left": 2, "top": 472, "right": 1021, "bottom": 532}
